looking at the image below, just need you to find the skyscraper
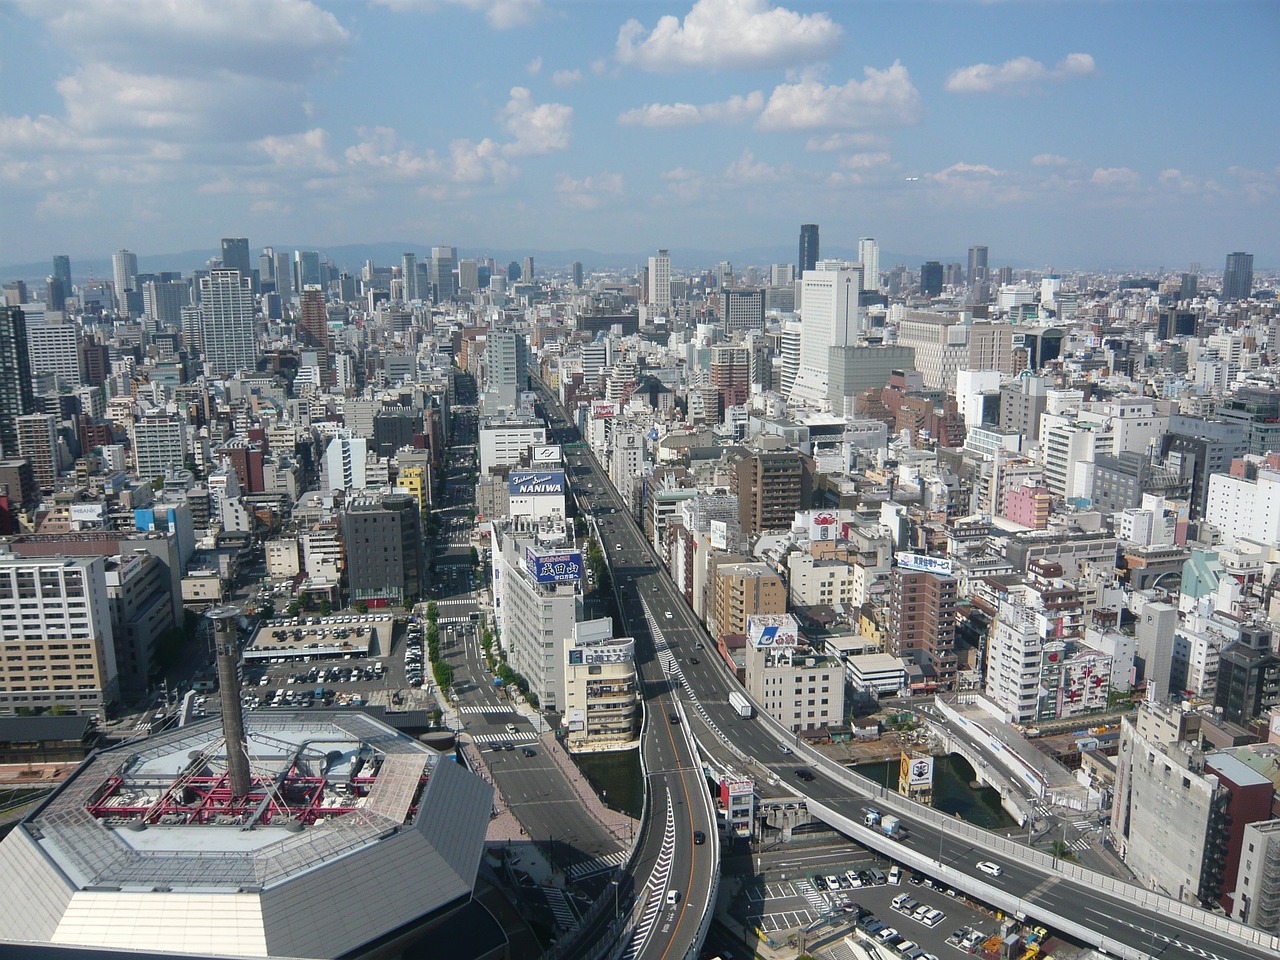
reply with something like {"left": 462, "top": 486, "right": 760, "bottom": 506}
{"left": 790, "top": 262, "right": 862, "bottom": 403}
{"left": 522, "top": 256, "right": 535, "bottom": 283}
{"left": 112, "top": 249, "right": 138, "bottom": 313}
{"left": 220, "top": 237, "right": 251, "bottom": 275}
{"left": 798, "top": 224, "right": 819, "bottom": 274}
{"left": 967, "top": 245, "right": 989, "bottom": 285}
{"left": 274, "top": 250, "right": 292, "bottom": 298}
{"left": 433, "top": 246, "right": 458, "bottom": 302}
{"left": 0, "top": 307, "right": 34, "bottom": 459}
{"left": 1223, "top": 252, "right": 1254, "bottom": 301}
{"left": 647, "top": 248, "right": 672, "bottom": 311}
{"left": 51, "top": 255, "right": 72, "bottom": 293}
{"left": 572, "top": 261, "right": 584, "bottom": 288}
{"left": 857, "top": 238, "right": 879, "bottom": 292}
{"left": 920, "top": 261, "right": 944, "bottom": 297}
{"left": 401, "top": 252, "right": 418, "bottom": 301}
{"left": 295, "top": 250, "right": 322, "bottom": 291}
{"left": 200, "top": 269, "right": 257, "bottom": 377}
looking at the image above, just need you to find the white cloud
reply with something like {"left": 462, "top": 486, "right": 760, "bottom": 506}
{"left": 552, "top": 69, "right": 583, "bottom": 88}
{"left": 555, "top": 172, "right": 625, "bottom": 209}
{"left": 929, "top": 162, "right": 1005, "bottom": 185}
{"left": 756, "top": 62, "right": 922, "bottom": 131}
{"left": 1091, "top": 166, "right": 1139, "bottom": 188}
{"left": 343, "top": 126, "right": 442, "bottom": 179}
{"left": 661, "top": 167, "right": 705, "bottom": 201}
{"left": 616, "top": 0, "right": 841, "bottom": 72}
{"left": 35, "top": 187, "right": 97, "bottom": 220}
{"left": 1031, "top": 153, "right": 1072, "bottom": 167}
{"left": 617, "top": 91, "right": 763, "bottom": 128}
{"left": 945, "top": 53, "right": 1096, "bottom": 94}
{"left": 527, "top": 57, "right": 543, "bottom": 76}
{"left": 499, "top": 87, "right": 572, "bottom": 156}
{"left": 372, "top": 0, "right": 543, "bottom": 29}
{"left": 724, "top": 148, "right": 779, "bottom": 184}
{"left": 804, "top": 131, "right": 887, "bottom": 153}
{"left": 257, "top": 128, "right": 339, "bottom": 172}
{"left": 840, "top": 151, "right": 891, "bottom": 171}
{"left": 448, "top": 138, "right": 518, "bottom": 184}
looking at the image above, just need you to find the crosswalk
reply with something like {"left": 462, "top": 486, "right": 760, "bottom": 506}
{"left": 566, "top": 849, "right": 627, "bottom": 881}
{"left": 542, "top": 886, "right": 578, "bottom": 931}
{"left": 458, "top": 705, "right": 516, "bottom": 715}
{"left": 1068, "top": 836, "right": 1092, "bottom": 852}
{"left": 796, "top": 877, "right": 831, "bottom": 915}
{"left": 437, "top": 616, "right": 472, "bottom": 625}
{"left": 470, "top": 731, "right": 540, "bottom": 744}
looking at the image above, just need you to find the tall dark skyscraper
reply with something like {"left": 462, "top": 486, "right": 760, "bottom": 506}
{"left": 1223, "top": 252, "right": 1254, "bottom": 301}
{"left": 51, "top": 255, "right": 72, "bottom": 293}
{"left": 920, "top": 261, "right": 944, "bottom": 297}
{"left": 220, "top": 238, "right": 251, "bottom": 275}
{"left": 967, "top": 245, "right": 989, "bottom": 284}
{"left": 0, "top": 307, "right": 34, "bottom": 459}
{"left": 798, "top": 224, "right": 819, "bottom": 275}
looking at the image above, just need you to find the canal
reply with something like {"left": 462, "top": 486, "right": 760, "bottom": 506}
{"left": 855, "top": 754, "right": 1018, "bottom": 830}
{"left": 573, "top": 748, "right": 643, "bottom": 819}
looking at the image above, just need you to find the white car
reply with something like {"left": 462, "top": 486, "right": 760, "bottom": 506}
{"left": 664, "top": 611, "right": 673, "bottom": 620}
{"left": 976, "top": 860, "right": 1002, "bottom": 877}
{"left": 666, "top": 890, "right": 680, "bottom": 905}
{"left": 888, "top": 866, "right": 901, "bottom": 885}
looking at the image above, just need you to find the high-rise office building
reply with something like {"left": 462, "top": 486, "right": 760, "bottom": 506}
{"left": 142, "top": 279, "right": 189, "bottom": 328}
{"left": 920, "top": 260, "right": 944, "bottom": 297}
{"left": 220, "top": 237, "right": 251, "bottom": 275}
{"left": 967, "top": 245, "right": 989, "bottom": 285}
{"left": 401, "top": 252, "right": 418, "bottom": 301}
{"left": 111, "top": 249, "right": 138, "bottom": 313}
{"left": 274, "top": 249, "right": 292, "bottom": 297}
{"left": 51, "top": 255, "right": 72, "bottom": 293}
{"left": 0, "top": 307, "right": 34, "bottom": 459}
{"left": 722, "top": 287, "right": 766, "bottom": 335}
{"left": 798, "top": 224, "right": 819, "bottom": 275}
{"left": 199, "top": 269, "right": 257, "bottom": 377}
{"left": 522, "top": 255, "right": 534, "bottom": 283}
{"left": 857, "top": 238, "right": 880, "bottom": 291}
{"left": 295, "top": 250, "right": 322, "bottom": 292}
{"left": 26, "top": 320, "right": 81, "bottom": 388}
{"left": 791, "top": 262, "right": 862, "bottom": 403}
{"left": 1223, "top": 252, "right": 1254, "bottom": 301}
{"left": 132, "top": 412, "right": 189, "bottom": 482}
{"left": 887, "top": 564, "right": 958, "bottom": 688}
{"left": 458, "top": 258, "right": 479, "bottom": 292}
{"left": 17, "top": 412, "right": 58, "bottom": 492}
{"left": 484, "top": 328, "right": 529, "bottom": 410}
{"left": 572, "top": 261, "right": 584, "bottom": 288}
{"left": 44, "top": 276, "right": 67, "bottom": 312}
{"left": 342, "top": 493, "right": 424, "bottom": 606}
{"left": 297, "top": 286, "right": 328, "bottom": 350}
{"left": 647, "top": 248, "right": 672, "bottom": 310}
{"left": 432, "top": 246, "right": 458, "bottom": 302}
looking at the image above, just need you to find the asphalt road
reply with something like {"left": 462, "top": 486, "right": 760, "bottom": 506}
{"left": 537, "top": 388, "right": 717, "bottom": 960}
{"left": 536, "top": 379, "right": 1275, "bottom": 960}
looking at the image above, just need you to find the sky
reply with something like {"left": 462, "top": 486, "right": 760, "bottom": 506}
{"left": 1, "top": 0, "right": 1278, "bottom": 273}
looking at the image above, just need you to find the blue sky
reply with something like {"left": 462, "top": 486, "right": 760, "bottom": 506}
{"left": 1, "top": 0, "right": 1277, "bottom": 272}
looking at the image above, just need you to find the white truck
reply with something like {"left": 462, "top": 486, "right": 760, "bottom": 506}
{"left": 879, "top": 814, "right": 908, "bottom": 840}
{"left": 729, "top": 690, "right": 752, "bottom": 718}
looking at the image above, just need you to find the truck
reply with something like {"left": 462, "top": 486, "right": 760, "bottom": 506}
{"left": 729, "top": 690, "right": 753, "bottom": 718}
{"left": 879, "top": 815, "right": 908, "bottom": 840}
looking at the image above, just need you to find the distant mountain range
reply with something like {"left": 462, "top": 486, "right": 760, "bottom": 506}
{"left": 1, "top": 241, "right": 1021, "bottom": 286}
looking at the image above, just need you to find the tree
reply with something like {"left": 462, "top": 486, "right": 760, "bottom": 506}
{"left": 426, "top": 600, "right": 438, "bottom": 622}
{"left": 352, "top": 600, "right": 368, "bottom": 615}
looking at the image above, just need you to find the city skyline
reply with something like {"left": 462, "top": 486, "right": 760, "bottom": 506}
{"left": 0, "top": 0, "right": 1277, "bottom": 270}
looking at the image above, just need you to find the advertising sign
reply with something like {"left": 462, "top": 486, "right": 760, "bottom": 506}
{"left": 566, "top": 708, "right": 586, "bottom": 732}
{"left": 569, "top": 639, "right": 634, "bottom": 666}
{"left": 524, "top": 547, "right": 582, "bottom": 584}
{"left": 531, "top": 444, "right": 562, "bottom": 465}
{"left": 709, "top": 519, "right": 729, "bottom": 551}
{"left": 509, "top": 471, "right": 566, "bottom": 496}
{"left": 812, "top": 512, "right": 837, "bottom": 541}
{"left": 591, "top": 400, "right": 618, "bottom": 420}
{"left": 748, "top": 614, "right": 800, "bottom": 648}
{"left": 895, "top": 552, "right": 953, "bottom": 576}
{"left": 907, "top": 756, "right": 934, "bottom": 786}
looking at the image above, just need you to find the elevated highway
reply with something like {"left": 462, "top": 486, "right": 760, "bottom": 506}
{"left": 536, "top": 378, "right": 1280, "bottom": 960}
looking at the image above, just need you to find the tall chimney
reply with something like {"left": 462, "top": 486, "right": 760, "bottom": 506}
{"left": 209, "top": 606, "right": 253, "bottom": 798}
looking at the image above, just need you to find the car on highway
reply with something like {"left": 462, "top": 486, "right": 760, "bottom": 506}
{"left": 521, "top": 747, "right": 536, "bottom": 757}
{"left": 976, "top": 860, "right": 1002, "bottom": 877}
{"left": 693, "top": 830, "right": 705, "bottom": 845}
{"left": 777, "top": 743, "right": 793, "bottom": 754}
{"left": 664, "top": 611, "right": 673, "bottom": 619}
{"left": 793, "top": 767, "right": 815, "bottom": 782}
{"left": 668, "top": 713, "right": 680, "bottom": 724}
{"left": 666, "top": 890, "right": 680, "bottom": 905}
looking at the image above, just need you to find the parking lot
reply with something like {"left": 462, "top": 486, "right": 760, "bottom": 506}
{"left": 733, "top": 853, "right": 1004, "bottom": 959}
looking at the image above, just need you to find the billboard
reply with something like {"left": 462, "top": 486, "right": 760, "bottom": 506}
{"left": 531, "top": 444, "right": 562, "bottom": 465}
{"left": 565, "top": 708, "right": 586, "bottom": 732}
{"left": 709, "top": 519, "right": 729, "bottom": 551}
{"left": 812, "top": 511, "right": 837, "bottom": 541}
{"left": 568, "top": 639, "right": 634, "bottom": 665}
{"left": 748, "top": 614, "right": 800, "bottom": 648}
{"left": 906, "top": 756, "right": 934, "bottom": 786}
{"left": 524, "top": 546, "right": 583, "bottom": 584}
{"left": 591, "top": 400, "right": 618, "bottom": 420}
{"left": 509, "top": 471, "right": 566, "bottom": 496}
{"left": 895, "top": 552, "right": 953, "bottom": 576}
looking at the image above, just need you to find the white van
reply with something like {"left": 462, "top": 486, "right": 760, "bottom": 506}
{"left": 666, "top": 890, "right": 680, "bottom": 905}
{"left": 976, "top": 860, "right": 1002, "bottom": 877}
